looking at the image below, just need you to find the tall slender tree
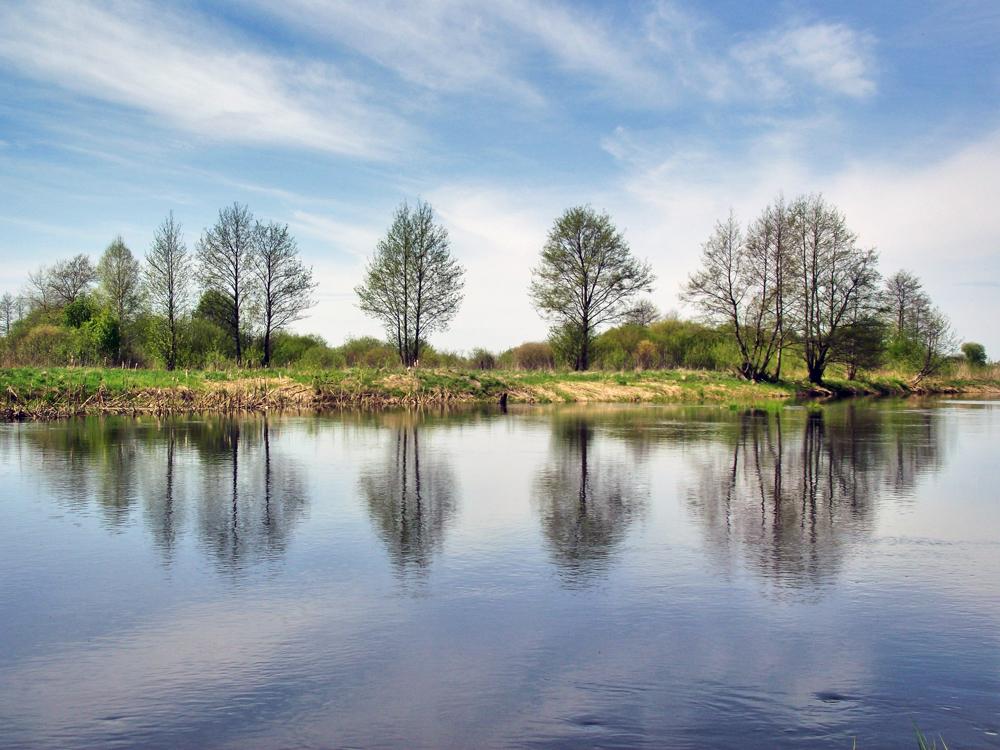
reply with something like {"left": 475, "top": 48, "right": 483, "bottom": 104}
{"left": 252, "top": 221, "right": 317, "bottom": 366}
{"left": 197, "top": 203, "right": 257, "bottom": 364}
{"left": 683, "top": 212, "right": 781, "bottom": 381}
{"left": 145, "top": 212, "right": 191, "bottom": 370}
{"left": 98, "top": 236, "right": 142, "bottom": 360}
{"left": 356, "top": 201, "right": 464, "bottom": 367}
{"left": 0, "top": 292, "right": 18, "bottom": 335}
{"left": 530, "top": 206, "right": 654, "bottom": 370}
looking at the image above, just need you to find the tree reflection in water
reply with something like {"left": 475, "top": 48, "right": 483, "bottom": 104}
{"left": 533, "top": 416, "right": 648, "bottom": 587}
{"left": 191, "top": 418, "right": 308, "bottom": 572}
{"left": 686, "top": 405, "right": 943, "bottom": 593}
{"left": 9, "top": 416, "right": 309, "bottom": 571}
{"left": 358, "top": 413, "right": 458, "bottom": 581}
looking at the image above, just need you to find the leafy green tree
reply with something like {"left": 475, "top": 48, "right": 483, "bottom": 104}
{"left": 831, "top": 316, "right": 887, "bottom": 380}
{"left": 97, "top": 236, "right": 142, "bottom": 361}
{"left": 356, "top": 201, "right": 465, "bottom": 367}
{"left": 62, "top": 294, "right": 99, "bottom": 329}
{"left": 531, "top": 206, "right": 654, "bottom": 371}
{"left": 960, "top": 341, "right": 987, "bottom": 367}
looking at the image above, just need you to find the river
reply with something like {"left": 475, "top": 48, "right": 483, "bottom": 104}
{"left": 0, "top": 400, "right": 998, "bottom": 748}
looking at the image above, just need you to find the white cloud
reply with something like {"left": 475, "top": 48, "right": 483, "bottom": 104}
{"left": 0, "top": 0, "right": 407, "bottom": 158}
{"left": 601, "top": 125, "right": 1000, "bottom": 354}
{"left": 733, "top": 22, "right": 877, "bottom": 99}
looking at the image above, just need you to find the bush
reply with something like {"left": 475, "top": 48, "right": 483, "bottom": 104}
{"left": 509, "top": 341, "right": 555, "bottom": 370}
{"left": 63, "top": 295, "right": 99, "bottom": 329}
{"left": 299, "top": 344, "right": 344, "bottom": 369}
{"left": 419, "top": 345, "right": 465, "bottom": 368}
{"left": 635, "top": 339, "right": 657, "bottom": 369}
{"left": 470, "top": 347, "right": 497, "bottom": 370}
{"left": 17, "top": 324, "right": 77, "bottom": 365}
{"left": 80, "top": 311, "right": 120, "bottom": 363}
{"left": 961, "top": 341, "right": 987, "bottom": 366}
{"left": 270, "top": 332, "right": 328, "bottom": 366}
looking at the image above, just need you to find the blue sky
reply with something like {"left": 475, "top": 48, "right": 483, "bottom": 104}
{"left": 1, "top": 0, "right": 998, "bottom": 355}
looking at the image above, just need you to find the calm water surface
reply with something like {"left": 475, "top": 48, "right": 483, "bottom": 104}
{"left": 1, "top": 401, "right": 998, "bottom": 749}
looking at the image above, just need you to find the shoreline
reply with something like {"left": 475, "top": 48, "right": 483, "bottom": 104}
{"left": 2, "top": 366, "right": 998, "bottom": 421}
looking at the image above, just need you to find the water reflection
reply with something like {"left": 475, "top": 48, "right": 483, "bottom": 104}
{"left": 190, "top": 418, "right": 308, "bottom": 571}
{"left": 686, "top": 405, "right": 943, "bottom": 592}
{"left": 7, "top": 417, "right": 309, "bottom": 570}
{"left": 532, "top": 415, "right": 648, "bottom": 586}
{"left": 358, "top": 413, "right": 458, "bottom": 579}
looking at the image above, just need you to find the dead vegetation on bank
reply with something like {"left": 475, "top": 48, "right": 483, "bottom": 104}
{"left": 1, "top": 366, "right": 998, "bottom": 421}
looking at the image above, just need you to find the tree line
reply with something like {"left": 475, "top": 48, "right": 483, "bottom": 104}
{"left": 2, "top": 205, "right": 317, "bottom": 370}
{"left": 0, "top": 194, "right": 989, "bottom": 382}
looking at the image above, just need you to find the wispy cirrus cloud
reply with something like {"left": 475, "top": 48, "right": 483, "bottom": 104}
{"left": 246, "top": 0, "right": 878, "bottom": 111}
{"left": 0, "top": 0, "right": 409, "bottom": 158}
{"left": 732, "top": 22, "right": 877, "bottom": 100}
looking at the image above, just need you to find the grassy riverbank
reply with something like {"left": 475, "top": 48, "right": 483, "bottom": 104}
{"left": 2, "top": 365, "right": 999, "bottom": 420}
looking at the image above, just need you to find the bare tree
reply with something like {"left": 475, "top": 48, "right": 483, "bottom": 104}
{"left": 745, "top": 195, "right": 797, "bottom": 379}
{"left": 790, "top": 195, "right": 880, "bottom": 384}
{"left": 197, "top": 203, "right": 258, "bottom": 364}
{"left": 252, "top": 221, "right": 317, "bottom": 366}
{"left": 530, "top": 206, "right": 654, "bottom": 370}
{"left": 883, "top": 270, "right": 928, "bottom": 336}
{"left": 683, "top": 212, "right": 781, "bottom": 381}
{"left": 0, "top": 292, "right": 18, "bottom": 335}
{"left": 27, "top": 254, "right": 96, "bottom": 310}
{"left": 624, "top": 298, "right": 661, "bottom": 327}
{"left": 145, "top": 212, "right": 192, "bottom": 370}
{"left": 24, "top": 268, "right": 53, "bottom": 312}
{"left": 911, "top": 304, "right": 956, "bottom": 384}
{"left": 356, "top": 201, "right": 465, "bottom": 367}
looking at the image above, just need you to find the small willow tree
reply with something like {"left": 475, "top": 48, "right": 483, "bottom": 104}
{"left": 356, "top": 201, "right": 465, "bottom": 367}
{"left": 530, "top": 206, "right": 654, "bottom": 371}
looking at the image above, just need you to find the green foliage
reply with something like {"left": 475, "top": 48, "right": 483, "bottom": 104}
{"left": 334, "top": 336, "right": 398, "bottom": 368}
{"left": 587, "top": 318, "right": 736, "bottom": 372}
{"left": 299, "top": 344, "right": 343, "bottom": 369}
{"left": 269, "top": 332, "right": 327, "bottom": 367}
{"left": 81, "top": 311, "right": 120, "bottom": 362}
{"left": 961, "top": 341, "right": 987, "bottom": 366}
{"left": 17, "top": 325, "right": 76, "bottom": 365}
{"left": 62, "top": 295, "right": 99, "bottom": 328}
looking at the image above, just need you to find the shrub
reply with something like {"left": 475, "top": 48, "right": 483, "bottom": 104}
{"left": 17, "top": 324, "right": 77, "bottom": 365}
{"left": 961, "top": 341, "right": 987, "bottom": 366}
{"left": 635, "top": 339, "right": 658, "bottom": 370}
{"left": 470, "top": 347, "right": 497, "bottom": 370}
{"left": 270, "top": 332, "right": 328, "bottom": 366}
{"left": 299, "top": 344, "right": 344, "bottom": 369}
{"left": 335, "top": 336, "right": 397, "bottom": 367}
{"left": 510, "top": 341, "right": 555, "bottom": 370}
